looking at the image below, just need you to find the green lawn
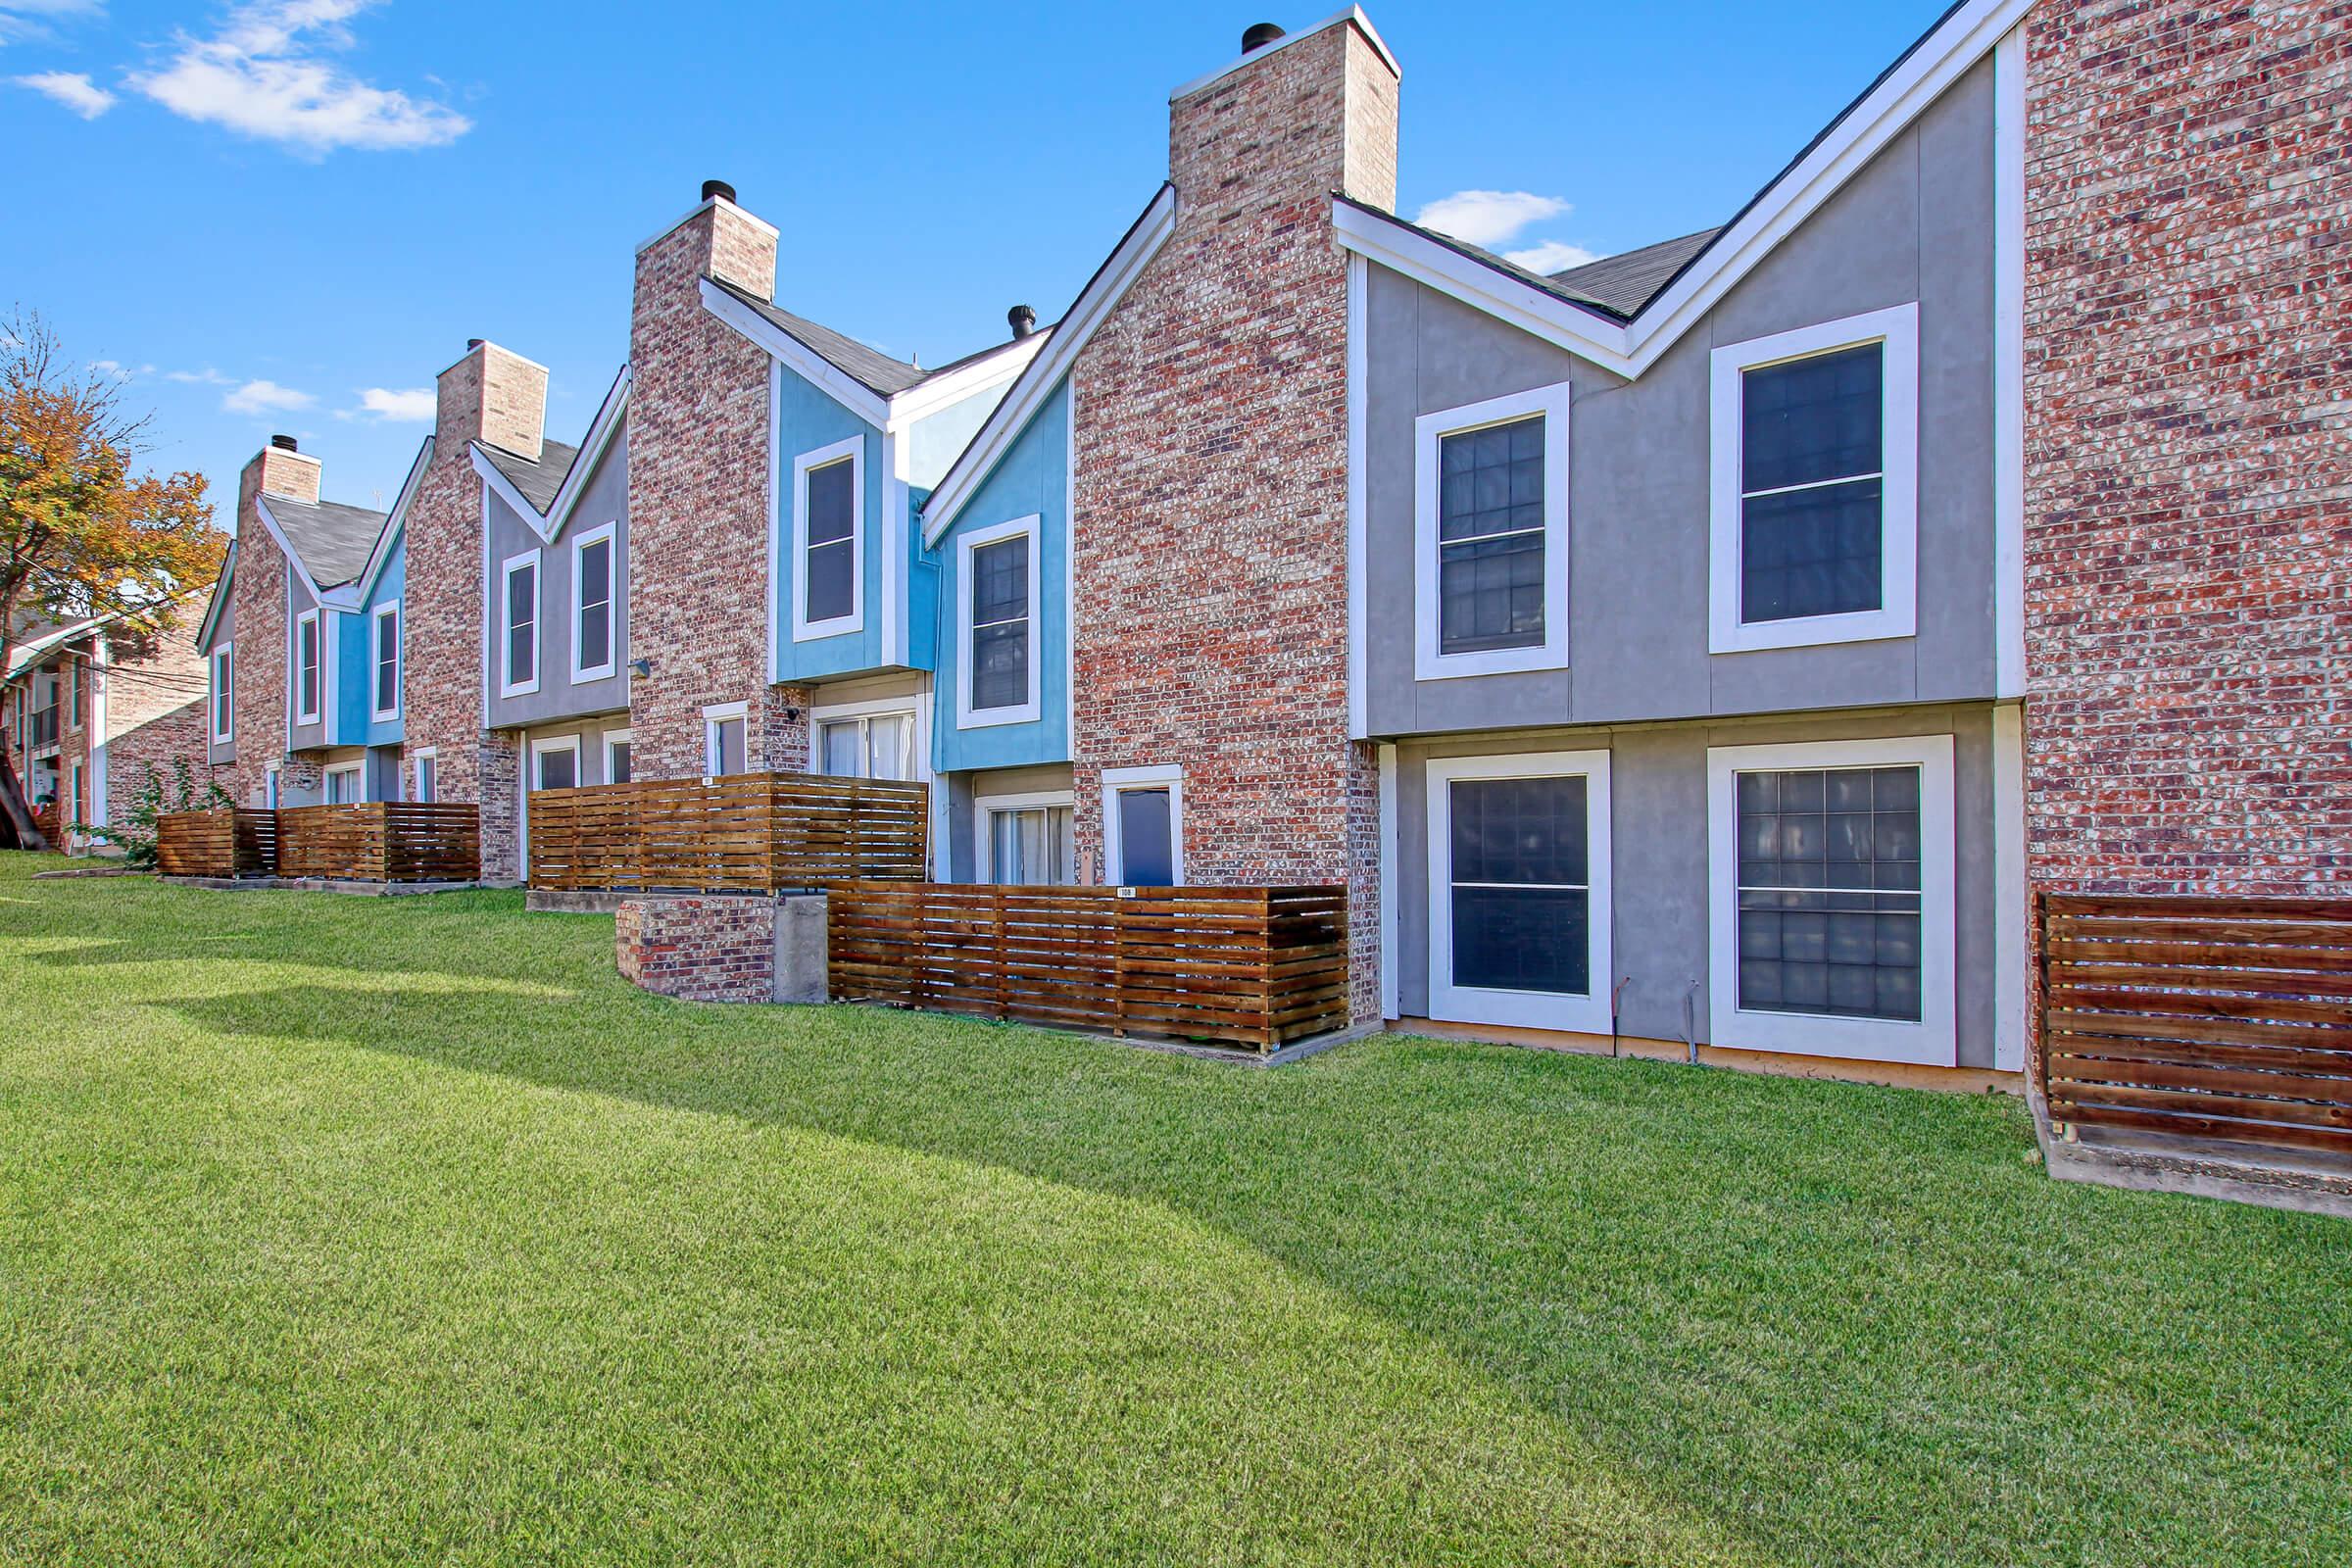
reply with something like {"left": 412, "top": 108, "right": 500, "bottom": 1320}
{"left": 0, "top": 855, "right": 2344, "bottom": 1566}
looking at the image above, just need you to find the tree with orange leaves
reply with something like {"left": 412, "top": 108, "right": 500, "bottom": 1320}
{"left": 1, "top": 309, "right": 225, "bottom": 848}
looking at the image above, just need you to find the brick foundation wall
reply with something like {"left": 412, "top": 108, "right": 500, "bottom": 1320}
{"left": 616, "top": 895, "right": 776, "bottom": 1003}
{"left": 1069, "top": 21, "right": 1397, "bottom": 1022}
{"left": 2024, "top": 0, "right": 2352, "bottom": 898}
{"left": 626, "top": 195, "right": 809, "bottom": 781}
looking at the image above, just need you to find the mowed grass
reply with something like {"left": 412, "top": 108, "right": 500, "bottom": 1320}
{"left": 0, "top": 855, "right": 2345, "bottom": 1566}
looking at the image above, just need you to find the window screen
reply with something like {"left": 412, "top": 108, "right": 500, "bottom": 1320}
{"left": 1115, "top": 788, "right": 1174, "bottom": 886}
{"left": 374, "top": 610, "right": 398, "bottom": 714}
{"left": 1448, "top": 775, "right": 1590, "bottom": 995}
{"left": 805, "top": 459, "right": 856, "bottom": 623}
{"left": 1740, "top": 343, "right": 1884, "bottom": 623}
{"left": 507, "top": 564, "right": 537, "bottom": 686}
{"left": 970, "top": 534, "right": 1030, "bottom": 711}
{"left": 578, "top": 536, "right": 612, "bottom": 668}
{"left": 1735, "top": 765, "right": 1922, "bottom": 1021}
{"left": 1437, "top": 416, "right": 1545, "bottom": 655}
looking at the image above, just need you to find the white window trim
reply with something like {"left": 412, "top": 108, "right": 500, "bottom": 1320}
{"left": 529, "top": 733, "right": 583, "bottom": 793}
{"left": 973, "top": 790, "right": 1076, "bottom": 885}
{"left": 569, "top": 520, "right": 618, "bottom": 682}
{"left": 702, "top": 700, "right": 749, "bottom": 779}
{"left": 810, "top": 697, "right": 923, "bottom": 782}
{"left": 1705, "top": 733, "right": 1956, "bottom": 1066}
{"left": 322, "top": 760, "right": 366, "bottom": 806}
{"left": 370, "top": 601, "right": 402, "bottom": 723}
{"left": 264, "top": 762, "right": 281, "bottom": 809}
{"left": 500, "top": 548, "right": 543, "bottom": 698}
{"left": 1414, "top": 381, "right": 1573, "bottom": 681}
{"left": 210, "top": 644, "right": 234, "bottom": 745}
{"left": 1708, "top": 303, "right": 1920, "bottom": 654}
{"left": 1101, "top": 762, "right": 1184, "bottom": 888}
{"left": 411, "top": 746, "right": 438, "bottom": 803}
{"left": 602, "top": 728, "right": 633, "bottom": 785}
{"left": 1426, "top": 750, "right": 1614, "bottom": 1033}
{"left": 293, "top": 609, "right": 321, "bottom": 724}
{"left": 790, "top": 435, "right": 865, "bottom": 643}
{"left": 956, "top": 514, "right": 1043, "bottom": 728}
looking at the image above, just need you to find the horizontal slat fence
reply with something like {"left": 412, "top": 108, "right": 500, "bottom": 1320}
{"left": 828, "top": 882, "right": 1349, "bottom": 1054}
{"left": 277, "top": 803, "right": 479, "bottom": 883}
{"left": 155, "top": 808, "right": 279, "bottom": 878}
{"left": 529, "top": 772, "right": 927, "bottom": 893}
{"left": 2040, "top": 894, "right": 2352, "bottom": 1159}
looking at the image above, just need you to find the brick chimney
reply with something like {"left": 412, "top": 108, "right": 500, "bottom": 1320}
{"left": 239, "top": 433, "right": 320, "bottom": 507}
{"left": 438, "top": 340, "right": 548, "bottom": 462}
{"left": 625, "top": 180, "right": 805, "bottom": 782}
{"left": 1068, "top": 13, "right": 1399, "bottom": 1022}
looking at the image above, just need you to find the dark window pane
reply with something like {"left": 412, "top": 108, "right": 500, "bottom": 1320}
{"left": 1438, "top": 531, "right": 1544, "bottom": 655}
{"left": 510, "top": 623, "right": 534, "bottom": 684}
{"left": 807, "top": 459, "right": 856, "bottom": 547}
{"left": 1436, "top": 416, "right": 1547, "bottom": 655}
{"left": 1450, "top": 776, "right": 1588, "bottom": 887}
{"left": 806, "top": 537, "right": 855, "bottom": 623}
{"left": 971, "top": 621, "right": 1029, "bottom": 711}
{"left": 1116, "top": 788, "right": 1174, "bottom": 886}
{"left": 580, "top": 602, "right": 611, "bottom": 667}
{"left": 1452, "top": 886, "right": 1590, "bottom": 995}
{"left": 536, "top": 750, "right": 575, "bottom": 791}
{"left": 972, "top": 535, "right": 1028, "bottom": 623}
{"left": 1740, "top": 478, "right": 1883, "bottom": 621}
{"left": 1736, "top": 764, "right": 1925, "bottom": 1022}
{"left": 608, "top": 742, "right": 631, "bottom": 785}
{"left": 508, "top": 565, "right": 534, "bottom": 628}
{"left": 580, "top": 540, "right": 612, "bottom": 607}
{"left": 1741, "top": 343, "right": 1883, "bottom": 493}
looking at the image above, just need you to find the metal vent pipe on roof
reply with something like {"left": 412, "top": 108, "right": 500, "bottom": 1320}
{"left": 703, "top": 178, "right": 737, "bottom": 205}
{"left": 1242, "top": 22, "right": 1285, "bottom": 50}
{"left": 270, "top": 434, "right": 298, "bottom": 453}
{"left": 1008, "top": 305, "right": 1037, "bottom": 340}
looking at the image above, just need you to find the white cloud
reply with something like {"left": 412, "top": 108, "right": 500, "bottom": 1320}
{"left": 128, "top": 0, "right": 470, "bottom": 156}
{"left": 90, "top": 358, "right": 152, "bottom": 380}
{"left": 222, "top": 377, "right": 313, "bottom": 414}
{"left": 1504, "top": 239, "right": 1603, "bottom": 274}
{"left": 165, "top": 367, "right": 233, "bottom": 384}
{"left": 342, "top": 385, "right": 433, "bottom": 422}
{"left": 0, "top": 1, "right": 105, "bottom": 47}
{"left": 13, "top": 69, "right": 113, "bottom": 117}
{"left": 1414, "top": 189, "right": 1571, "bottom": 248}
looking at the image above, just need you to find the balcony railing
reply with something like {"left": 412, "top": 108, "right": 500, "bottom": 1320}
{"left": 27, "top": 705, "right": 58, "bottom": 751}
{"left": 528, "top": 771, "right": 929, "bottom": 893}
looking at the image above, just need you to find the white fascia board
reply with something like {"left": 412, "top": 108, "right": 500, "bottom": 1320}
{"left": 921, "top": 183, "right": 1179, "bottom": 547}
{"left": 194, "top": 541, "right": 237, "bottom": 653}
{"left": 699, "top": 279, "right": 893, "bottom": 429}
{"left": 251, "top": 498, "right": 329, "bottom": 604}
{"left": 1334, "top": 0, "right": 2034, "bottom": 382}
{"left": 883, "top": 329, "right": 1053, "bottom": 432}
{"left": 1169, "top": 5, "right": 1399, "bottom": 101}
{"left": 466, "top": 368, "right": 633, "bottom": 548}
{"left": 356, "top": 435, "right": 433, "bottom": 601}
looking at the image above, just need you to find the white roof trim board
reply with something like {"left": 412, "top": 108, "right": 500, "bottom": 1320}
{"left": 1335, "top": 0, "right": 2034, "bottom": 380}
{"left": 350, "top": 434, "right": 436, "bottom": 603}
{"left": 1168, "top": 6, "right": 1399, "bottom": 102}
{"left": 467, "top": 367, "right": 632, "bottom": 547}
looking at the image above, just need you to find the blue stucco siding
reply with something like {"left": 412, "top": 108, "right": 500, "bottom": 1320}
{"left": 928, "top": 377, "right": 1069, "bottom": 774}
{"left": 331, "top": 530, "right": 405, "bottom": 747}
{"left": 771, "top": 367, "right": 888, "bottom": 682}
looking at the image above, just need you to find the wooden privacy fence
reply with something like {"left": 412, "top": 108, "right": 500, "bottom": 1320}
{"left": 528, "top": 772, "right": 928, "bottom": 893}
{"left": 276, "top": 803, "right": 480, "bottom": 883}
{"left": 827, "top": 882, "right": 1350, "bottom": 1054}
{"left": 155, "top": 808, "right": 280, "bottom": 878}
{"left": 2040, "top": 894, "right": 2352, "bottom": 1159}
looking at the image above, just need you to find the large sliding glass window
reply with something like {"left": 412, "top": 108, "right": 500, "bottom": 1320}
{"left": 987, "top": 803, "right": 1075, "bottom": 886}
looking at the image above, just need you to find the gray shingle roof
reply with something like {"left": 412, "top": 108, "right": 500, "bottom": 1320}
{"left": 1547, "top": 229, "right": 1722, "bottom": 317}
{"left": 262, "top": 495, "right": 386, "bottom": 589}
{"left": 708, "top": 276, "right": 932, "bottom": 396}
{"left": 480, "top": 439, "right": 583, "bottom": 514}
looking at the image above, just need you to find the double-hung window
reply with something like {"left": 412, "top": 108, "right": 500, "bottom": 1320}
{"left": 957, "top": 515, "right": 1040, "bottom": 726}
{"left": 572, "top": 522, "right": 616, "bottom": 681}
{"left": 501, "top": 550, "right": 541, "bottom": 696}
{"left": 792, "top": 437, "right": 862, "bottom": 639}
{"left": 210, "top": 645, "right": 233, "bottom": 745}
{"left": 1710, "top": 304, "right": 1918, "bottom": 652}
{"left": 1414, "top": 382, "right": 1571, "bottom": 680}
{"left": 371, "top": 603, "right": 401, "bottom": 721}
{"left": 294, "top": 610, "right": 321, "bottom": 723}
{"left": 1426, "top": 752, "right": 1613, "bottom": 1033}
{"left": 1707, "top": 735, "right": 1954, "bottom": 1065}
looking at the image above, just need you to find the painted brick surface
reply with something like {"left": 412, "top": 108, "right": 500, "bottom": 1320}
{"left": 2025, "top": 0, "right": 2352, "bottom": 898}
{"left": 626, "top": 198, "right": 810, "bottom": 782}
{"left": 1069, "top": 23, "right": 1396, "bottom": 1022}
{"left": 616, "top": 895, "right": 776, "bottom": 1003}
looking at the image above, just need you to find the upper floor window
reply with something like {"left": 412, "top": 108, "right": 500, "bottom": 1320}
{"left": 1709, "top": 304, "right": 1918, "bottom": 654}
{"left": 294, "top": 610, "right": 321, "bottom": 723}
{"left": 572, "top": 522, "right": 616, "bottom": 681}
{"left": 371, "top": 603, "right": 401, "bottom": 722}
{"left": 65, "top": 662, "right": 81, "bottom": 729}
{"left": 791, "top": 436, "right": 862, "bottom": 640}
{"left": 1414, "top": 383, "right": 1571, "bottom": 681}
{"left": 956, "top": 515, "right": 1040, "bottom": 727}
{"left": 210, "top": 645, "right": 233, "bottom": 744}
{"left": 501, "top": 549, "right": 541, "bottom": 697}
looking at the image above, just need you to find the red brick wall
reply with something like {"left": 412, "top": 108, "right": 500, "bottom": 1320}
{"left": 1069, "top": 22, "right": 1396, "bottom": 1021}
{"left": 103, "top": 696, "right": 218, "bottom": 825}
{"left": 616, "top": 895, "right": 776, "bottom": 1003}
{"left": 625, "top": 197, "right": 810, "bottom": 782}
{"left": 227, "top": 447, "right": 321, "bottom": 808}
{"left": 2025, "top": 0, "right": 2352, "bottom": 897}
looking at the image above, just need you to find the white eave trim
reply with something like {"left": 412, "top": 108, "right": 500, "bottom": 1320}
{"left": 884, "top": 330, "right": 1052, "bottom": 430}
{"left": 251, "top": 497, "right": 330, "bottom": 604}
{"left": 466, "top": 367, "right": 632, "bottom": 546}
{"left": 921, "top": 182, "right": 1179, "bottom": 546}
{"left": 1170, "top": 5, "right": 1399, "bottom": 101}
{"left": 1334, "top": 0, "right": 2034, "bottom": 381}
{"left": 700, "top": 279, "right": 894, "bottom": 429}
{"left": 356, "top": 434, "right": 434, "bottom": 600}
{"left": 194, "top": 541, "right": 237, "bottom": 653}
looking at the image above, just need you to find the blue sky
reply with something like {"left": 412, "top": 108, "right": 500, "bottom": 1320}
{"left": 2, "top": 0, "right": 1955, "bottom": 518}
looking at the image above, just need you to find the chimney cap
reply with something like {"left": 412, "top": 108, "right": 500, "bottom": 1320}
{"left": 1241, "top": 22, "right": 1286, "bottom": 50}
{"left": 1007, "top": 304, "right": 1037, "bottom": 340}
{"left": 466, "top": 337, "right": 485, "bottom": 351}
{"left": 702, "top": 178, "right": 737, "bottom": 205}
{"left": 269, "top": 434, "right": 298, "bottom": 453}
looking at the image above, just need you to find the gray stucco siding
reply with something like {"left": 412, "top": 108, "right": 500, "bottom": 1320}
{"left": 204, "top": 592, "right": 234, "bottom": 765}
{"left": 1361, "top": 58, "right": 2000, "bottom": 738}
{"left": 283, "top": 571, "right": 327, "bottom": 755}
{"left": 484, "top": 427, "right": 630, "bottom": 729}
{"left": 1390, "top": 701, "right": 2003, "bottom": 1069}
{"left": 943, "top": 761, "right": 1076, "bottom": 884}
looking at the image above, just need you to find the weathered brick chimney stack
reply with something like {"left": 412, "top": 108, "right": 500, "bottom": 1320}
{"left": 227, "top": 434, "right": 325, "bottom": 805}
{"left": 625, "top": 180, "right": 808, "bottom": 782}
{"left": 1069, "top": 15, "right": 1400, "bottom": 1020}
{"left": 403, "top": 339, "right": 550, "bottom": 876}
